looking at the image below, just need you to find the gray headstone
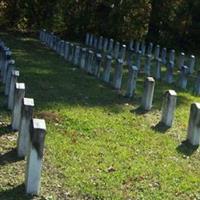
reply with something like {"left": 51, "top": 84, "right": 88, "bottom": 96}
{"left": 11, "top": 83, "right": 25, "bottom": 130}
{"left": 113, "top": 59, "right": 124, "bottom": 90}
{"left": 161, "top": 90, "right": 177, "bottom": 127}
{"left": 102, "top": 55, "right": 112, "bottom": 83}
{"left": 114, "top": 42, "right": 120, "bottom": 59}
{"left": 8, "top": 70, "right": 19, "bottom": 110}
{"left": 125, "top": 65, "right": 138, "bottom": 98}
{"left": 179, "top": 65, "right": 188, "bottom": 89}
{"left": 188, "top": 55, "right": 195, "bottom": 74}
{"left": 25, "top": 118, "right": 46, "bottom": 195}
{"left": 178, "top": 52, "right": 185, "bottom": 69}
{"left": 187, "top": 103, "right": 200, "bottom": 146}
{"left": 17, "top": 98, "right": 34, "bottom": 157}
{"left": 141, "top": 77, "right": 155, "bottom": 111}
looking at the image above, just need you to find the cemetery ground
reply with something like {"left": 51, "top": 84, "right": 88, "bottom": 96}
{"left": 0, "top": 32, "right": 200, "bottom": 200}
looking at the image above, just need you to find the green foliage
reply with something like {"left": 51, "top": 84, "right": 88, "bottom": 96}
{"left": 0, "top": 0, "right": 199, "bottom": 49}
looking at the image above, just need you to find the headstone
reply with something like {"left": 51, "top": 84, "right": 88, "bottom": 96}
{"left": 127, "top": 51, "right": 133, "bottom": 68}
{"left": 125, "top": 65, "right": 138, "bottom": 98}
{"left": 74, "top": 45, "right": 81, "bottom": 66}
{"left": 8, "top": 70, "right": 19, "bottom": 110}
{"left": 80, "top": 48, "right": 87, "bottom": 69}
{"left": 119, "top": 45, "right": 126, "bottom": 61}
{"left": 147, "top": 42, "right": 153, "bottom": 55}
{"left": 64, "top": 42, "right": 70, "bottom": 60}
{"left": 161, "top": 48, "right": 167, "bottom": 65}
{"left": 113, "top": 59, "right": 124, "bottom": 90}
{"left": 17, "top": 98, "right": 34, "bottom": 157}
{"left": 129, "top": 40, "right": 134, "bottom": 51}
{"left": 194, "top": 71, "right": 200, "bottom": 96}
{"left": 179, "top": 65, "right": 188, "bottom": 89}
{"left": 1, "top": 50, "right": 11, "bottom": 82}
{"left": 85, "top": 33, "right": 90, "bottom": 45}
{"left": 154, "top": 45, "right": 160, "bottom": 59}
{"left": 5, "top": 59, "right": 15, "bottom": 96}
{"left": 141, "top": 41, "right": 146, "bottom": 56}
{"left": 134, "top": 41, "right": 140, "bottom": 53}
{"left": 161, "top": 90, "right": 177, "bottom": 127}
{"left": 93, "top": 36, "right": 98, "bottom": 49}
{"left": 59, "top": 40, "right": 65, "bottom": 57}
{"left": 89, "top": 34, "right": 94, "bottom": 47}
{"left": 186, "top": 103, "right": 200, "bottom": 146}
{"left": 108, "top": 39, "right": 114, "bottom": 56}
{"left": 188, "top": 55, "right": 195, "bottom": 74}
{"left": 135, "top": 51, "right": 142, "bottom": 70}
{"left": 144, "top": 54, "right": 152, "bottom": 76}
{"left": 98, "top": 36, "right": 103, "bottom": 51}
{"left": 11, "top": 83, "right": 25, "bottom": 130}
{"left": 114, "top": 42, "right": 120, "bottom": 59}
{"left": 102, "top": 55, "right": 112, "bottom": 83}
{"left": 86, "top": 50, "right": 94, "bottom": 74}
{"left": 69, "top": 43, "right": 75, "bottom": 63}
{"left": 178, "top": 52, "right": 185, "bottom": 69}
{"left": 165, "top": 61, "right": 174, "bottom": 84}
{"left": 169, "top": 49, "right": 175, "bottom": 63}
{"left": 155, "top": 58, "right": 162, "bottom": 80}
{"left": 141, "top": 77, "right": 155, "bottom": 111}
{"left": 103, "top": 38, "right": 108, "bottom": 52}
{"left": 25, "top": 118, "right": 46, "bottom": 195}
{"left": 94, "top": 53, "right": 102, "bottom": 78}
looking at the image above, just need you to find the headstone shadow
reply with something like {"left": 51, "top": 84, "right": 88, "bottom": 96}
{"left": 0, "top": 123, "right": 12, "bottom": 136}
{"left": 151, "top": 121, "right": 170, "bottom": 133}
{"left": 131, "top": 106, "right": 149, "bottom": 115}
{"left": 0, "top": 148, "right": 23, "bottom": 166}
{"left": 176, "top": 140, "right": 199, "bottom": 156}
{"left": 0, "top": 184, "right": 35, "bottom": 200}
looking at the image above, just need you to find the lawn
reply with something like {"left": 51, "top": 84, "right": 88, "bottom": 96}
{"left": 0, "top": 32, "right": 200, "bottom": 200}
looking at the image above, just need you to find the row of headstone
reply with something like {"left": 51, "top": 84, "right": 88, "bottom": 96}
{"left": 40, "top": 29, "right": 127, "bottom": 91}
{"left": 85, "top": 33, "right": 200, "bottom": 95}
{"left": 0, "top": 41, "right": 47, "bottom": 195}
{"left": 39, "top": 29, "right": 200, "bottom": 146}
{"left": 141, "top": 77, "right": 200, "bottom": 146}
{"left": 85, "top": 33, "right": 127, "bottom": 61}
{"left": 86, "top": 33, "right": 196, "bottom": 72}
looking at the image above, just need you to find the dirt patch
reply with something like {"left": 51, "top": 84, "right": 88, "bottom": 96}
{"left": 36, "top": 111, "right": 62, "bottom": 123}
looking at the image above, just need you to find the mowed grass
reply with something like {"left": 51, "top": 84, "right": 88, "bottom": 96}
{"left": 0, "top": 32, "right": 200, "bottom": 200}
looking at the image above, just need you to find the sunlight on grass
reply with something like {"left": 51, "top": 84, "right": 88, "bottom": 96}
{"left": 0, "top": 32, "right": 200, "bottom": 199}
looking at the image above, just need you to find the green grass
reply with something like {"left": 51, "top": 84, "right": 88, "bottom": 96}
{"left": 0, "top": 32, "right": 200, "bottom": 200}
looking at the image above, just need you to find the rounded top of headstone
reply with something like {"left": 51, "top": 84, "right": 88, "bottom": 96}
{"left": 12, "top": 70, "right": 20, "bottom": 76}
{"left": 146, "top": 77, "right": 155, "bottom": 82}
{"left": 8, "top": 59, "right": 15, "bottom": 65}
{"left": 131, "top": 65, "right": 138, "bottom": 71}
{"left": 117, "top": 58, "right": 124, "bottom": 64}
{"left": 191, "top": 103, "right": 200, "bottom": 110}
{"left": 106, "top": 55, "right": 112, "bottom": 59}
{"left": 32, "top": 118, "right": 46, "bottom": 130}
{"left": 96, "top": 53, "right": 102, "bottom": 58}
{"left": 166, "top": 90, "right": 177, "bottom": 96}
{"left": 16, "top": 82, "right": 25, "bottom": 90}
{"left": 23, "top": 98, "right": 34, "bottom": 106}
{"left": 89, "top": 50, "right": 94, "bottom": 54}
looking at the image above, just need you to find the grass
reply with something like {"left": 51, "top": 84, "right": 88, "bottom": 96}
{"left": 0, "top": 31, "right": 200, "bottom": 200}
